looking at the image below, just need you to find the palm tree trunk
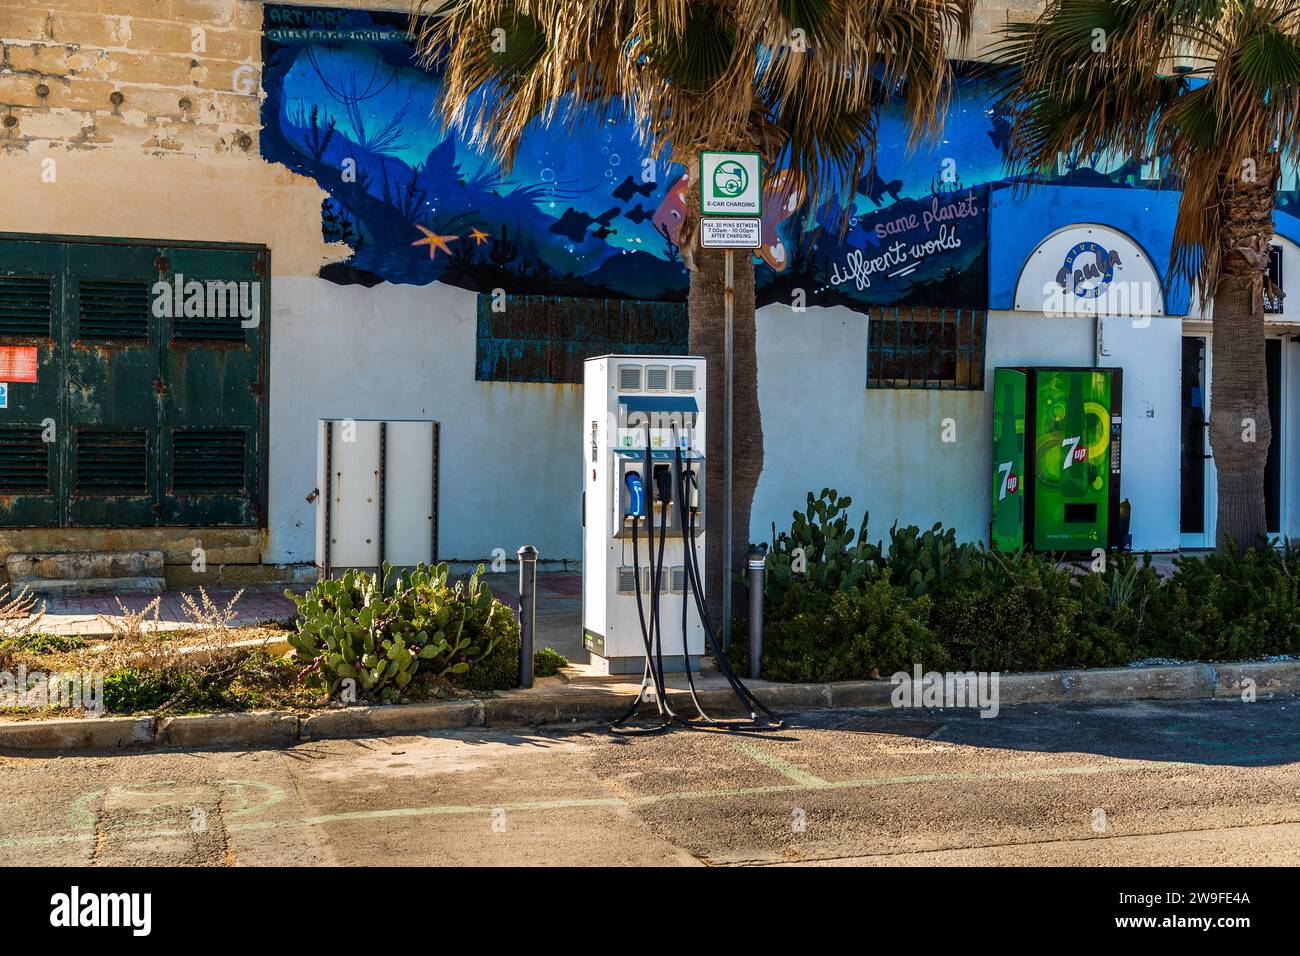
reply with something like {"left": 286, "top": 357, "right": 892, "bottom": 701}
{"left": 687, "top": 246, "right": 764, "bottom": 635}
{"left": 1209, "top": 156, "right": 1276, "bottom": 551}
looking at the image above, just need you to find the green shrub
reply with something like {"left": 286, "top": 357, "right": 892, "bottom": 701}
{"left": 534, "top": 646, "right": 568, "bottom": 678}
{"left": 102, "top": 668, "right": 170, "bottom": 713}
{"left": 0, "top": 633, "right": 88, "bottom": 654}
{"left": 1150, "top": 544, "right": 1300, "bottom": 660}
{"left": 444, "top": 610, "right": 522, "bottom": 691}
{"left": 733, "top": 578, "right": 941, "bottom": 683}
{"left": 286, "top": 562, "right": 513, "bottom": 701}
{"left": 930, "top": 550, "right": 1088, "bottom": 671}
{"left": 756, "top": 485, "right": 1300, "bottom": 679}
{"left": 1071, "top": 552, "right": 1162, "bottom": 665}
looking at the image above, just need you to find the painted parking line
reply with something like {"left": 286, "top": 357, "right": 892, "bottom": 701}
{"left": 0, "top": 756, "right": 1208, "bottom": 852}
{"left": 731, "top": 740, "right": 830, "bottom": 788}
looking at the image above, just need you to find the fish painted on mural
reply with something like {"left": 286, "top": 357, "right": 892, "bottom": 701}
{"left": 755, "top": 170, "right": 801, "bottom": 272}
{"left": 549, "top": 206, "right": 620, "bottom": 243}
{"left": 612, "top": 175, "right": 658, "bottom": 201}
{"left": 651, "top": 169, "right": 801, "bottom": 272}
{"left": 592, "top": 225, "right": 617, "bottom": 241}
{"left": 988, "top": 108, "right": 1013, "bottom": 154}
{"left": 857, "top": 168, "right": 904, "bottom": 207}
{"left": 624, "top": 203, "right": 654, "bottom": 224}
{"left": 652, "top": 173, "right": 689, "bottom": 245}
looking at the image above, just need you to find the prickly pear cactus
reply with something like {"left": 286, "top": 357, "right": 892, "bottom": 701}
{"left": 886, "top": 522, "right": 982, "bottom": 597}
{"left": 286, "top": 561, "right": 510, "bottom": 701}
{"left": 766, "top": 488, "right": 881, "bottom": 606}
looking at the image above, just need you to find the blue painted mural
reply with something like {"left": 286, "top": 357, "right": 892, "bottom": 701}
{"left": 260, "top": 5, "right": 1300, "bottom": 318}
{"left": 261, "top": 4, "right": 998, "bottom": 311}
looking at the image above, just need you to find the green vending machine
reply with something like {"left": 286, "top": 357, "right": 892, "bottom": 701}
{"left": 991, "top": 367, "right": 1123, "bottom": 554}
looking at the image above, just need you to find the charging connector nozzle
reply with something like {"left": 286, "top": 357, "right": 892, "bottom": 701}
{"left": 624, "top": 470, "right": 645, "bottom": 519}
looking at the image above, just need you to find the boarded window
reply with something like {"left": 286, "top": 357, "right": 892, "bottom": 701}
{"left": 476, "top": 295, "right": 688, "bottom": 384}
{"left": 867, "top": 307, "right": 986, "bottom": 390}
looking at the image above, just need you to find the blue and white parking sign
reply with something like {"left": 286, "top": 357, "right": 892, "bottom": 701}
{"left": 0, "top": 383, "right": 8, "bottom": 409}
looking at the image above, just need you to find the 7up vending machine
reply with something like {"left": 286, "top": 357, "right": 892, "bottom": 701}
{"left": 991, "top": 367, "right": 1123, "bottom": 554}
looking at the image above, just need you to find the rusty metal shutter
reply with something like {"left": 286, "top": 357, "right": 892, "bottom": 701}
{"left": 0, "top": 235, "right": 268, "bottom": 529}
{"left": 0, "top": 274, "right": 53, "bottom": 337}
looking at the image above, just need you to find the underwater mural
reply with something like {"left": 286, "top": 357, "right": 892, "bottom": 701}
{"left": 261, "top": 4, "right": 1008, "bottom": 313}
{"left": 264, "top": 6, "right": 1300, "bottom": 323}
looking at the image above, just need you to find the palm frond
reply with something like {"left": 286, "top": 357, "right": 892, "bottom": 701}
{"left": 413, "top": 0, "right": 974, "bottom": 229}
{"left": 991, "top": 0, "right": 1300, "bottom": 303}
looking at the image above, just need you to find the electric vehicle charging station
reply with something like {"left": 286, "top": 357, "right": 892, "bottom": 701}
{"left": 582, "top": 354, "right": 706, "bottom": 675}
{"left": 582, "top": 353, "right": 780, "bottom": 733}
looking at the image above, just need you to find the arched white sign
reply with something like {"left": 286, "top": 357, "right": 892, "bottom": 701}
{"left": 1014, "top": 224, "right": 1165, "bottom": 318}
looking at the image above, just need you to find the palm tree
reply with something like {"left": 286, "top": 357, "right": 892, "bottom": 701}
{"left": 414, "top": 0, "right": 973, "bottom": 617}
{"left": 991, "top": 0, "right": 1300, "bottom": 551}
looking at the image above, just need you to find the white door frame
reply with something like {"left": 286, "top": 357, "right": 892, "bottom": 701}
{"left": 1181, "top": 330, "right": 1289, "bottom": 548}
{"left": 1180, "top": 333, "right": 1215, "bottom": 550}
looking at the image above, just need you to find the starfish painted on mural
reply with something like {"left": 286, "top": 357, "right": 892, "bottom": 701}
{"left": 411, "top": 224, "right": 458, "bottom": 259}
{"left": 469, "top": 227, "right": 491, "bottom": 246}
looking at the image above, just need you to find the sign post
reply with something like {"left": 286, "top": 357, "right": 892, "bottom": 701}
{"left": 700, "top": 152, "right": 762, "bottom": 649}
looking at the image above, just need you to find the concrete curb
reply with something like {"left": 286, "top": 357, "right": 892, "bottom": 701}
{"left": 1, "top": 659, "right": 1296, "bottom": 751}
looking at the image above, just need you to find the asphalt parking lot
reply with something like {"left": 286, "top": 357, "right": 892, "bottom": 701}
{"left": 2, "top": 696, "right": 1298, "bottom": 866}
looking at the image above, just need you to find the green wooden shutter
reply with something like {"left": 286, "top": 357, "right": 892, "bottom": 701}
{"left": 0, "top": 239, "right": 61, "bottom": 527}
{"left": 0, "top": 235, "right": 268, "bottom": 529}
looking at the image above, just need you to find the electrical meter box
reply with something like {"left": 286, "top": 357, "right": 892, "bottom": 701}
{"left": 583, "top": 355, "right": 707, "bottom": 675}
{"left": 991, "top": 367, "right": 1123, "bottom": 554}
{"left": 315, "top": 419, "right": 439, "bottom": 577}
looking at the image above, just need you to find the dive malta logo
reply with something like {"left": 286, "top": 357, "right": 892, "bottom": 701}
{"left": 49, "top": 886, "right": 152, "bottom": 937}
{"left": 1056, "top": 240, "right": 1123, "bottom": 299}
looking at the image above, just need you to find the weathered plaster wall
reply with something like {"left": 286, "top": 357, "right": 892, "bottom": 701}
{"left": 266, "top": 276, "right": 585, "bottom": 564}
{"left": 0, "top": 0, "right": 337, "bottom": 279}
{"left": 751, "top": 304, "right": 1101, "bottom": 551}
{"left": 4, "top": 0, "right": 1155, "bottom": 573}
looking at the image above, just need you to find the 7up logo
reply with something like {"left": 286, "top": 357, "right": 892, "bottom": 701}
{"left": 712, "top": 161, "right": 748, "bottom": 198}
{"left": 1061, "top": 435, "right": 1086, "bottom": 468}
{"left": 996, "top": 461, "right": 1019, "bottom": 500}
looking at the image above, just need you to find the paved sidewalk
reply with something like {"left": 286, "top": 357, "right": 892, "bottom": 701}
{"left": 483, "top": 572, "right": 583, "bottom": 662}
{"left": 30, "top": 587, "right": 302, "bottom": 637}
{"left": 21, "top": 571, "right": 586, "bottom": 647}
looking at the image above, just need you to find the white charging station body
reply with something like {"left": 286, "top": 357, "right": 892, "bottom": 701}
{"left": 582, "top": 354, "right": 707, "bottom": 675}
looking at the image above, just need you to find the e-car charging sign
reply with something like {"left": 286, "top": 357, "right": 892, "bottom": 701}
{"left": 700, "top": 152, "right": 761, "bottom": 215}
{"left": 0, "top": 383, "right": 8, "bottom": 410}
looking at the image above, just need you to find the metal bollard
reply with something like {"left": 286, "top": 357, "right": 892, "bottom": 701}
{"left": 747, "top": 546, "right": 765, "bottom": 681}
{"left": 517, "top": 545, "right": 538, "bottom": 688}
